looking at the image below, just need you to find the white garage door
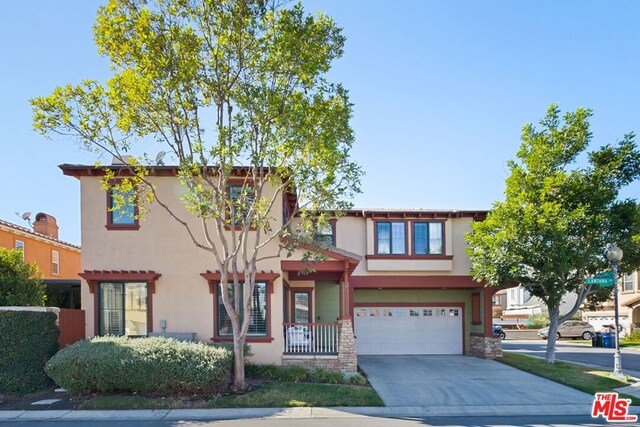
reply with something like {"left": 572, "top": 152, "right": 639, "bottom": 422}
{"left": 354, "top": 306, "right": 463, "bottom": 355}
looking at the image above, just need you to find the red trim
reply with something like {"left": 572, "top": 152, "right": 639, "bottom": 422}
{"left": 366, "top": 255, "right": 453, "bottom": 260}
{"left": 81, "top": 270, "right": 161, "bottom": 336}
{"left": 342, "top": 209, "right": 488, "bottom": 220}
{"left": 211, "top": 337, "right": 274, "bottom": 343}
{"left": 290, "top": 288, "right": 313, "bottom": 323}
{"left": 200, "top": 271, "right": 280, "bottom": 283}
{"left": 279, "top": 236, "right": 360, "bottom": 265}
{"left": 350, "top": 275, "right": 483, "bottom": 289}
{"left": 353, "top": 302, "right": 466, "bottom": 354}
{"left": 281, "top": 260, "right": 350, "bottom": 272}
{"left": 202, "top": 271, "right": 278, "bottom": 342}
{"left": 105, "top": 179, "right": 140, "bottom": 231}
{"left": 471, "top": 293, "right": 481, "bottom": 325}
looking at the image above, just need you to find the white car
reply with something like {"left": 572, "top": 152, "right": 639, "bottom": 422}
{"left": 538, "top": 321, "right": 595, "bottom": 340}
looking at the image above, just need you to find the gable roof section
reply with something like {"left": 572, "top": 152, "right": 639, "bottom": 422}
{"left": 0, "top": 218, "right": 80, "bottom": 251}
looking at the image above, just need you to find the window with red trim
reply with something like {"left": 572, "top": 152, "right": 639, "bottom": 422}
{"left": 107, "top": 184, "right": 139, "bottom": 230}
{"left": 217, "top": 282, "right": 268, "bottom": 337}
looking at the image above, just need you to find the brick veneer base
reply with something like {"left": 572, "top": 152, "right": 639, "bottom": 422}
{"left": 282, "top": 319, "right": 358, "bottom": 374}
{"left": 470, "top": 334, "right": 502, "bottom": 359}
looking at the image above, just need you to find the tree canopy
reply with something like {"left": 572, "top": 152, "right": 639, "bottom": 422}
{"left": 467, "top": 104, "right": 640, "bottom": 362}
{"left": 31, "top": 0, "right": 361, "bottom": 389}
{"left": 0, "top": 248, "right": 46, "bottom": 307}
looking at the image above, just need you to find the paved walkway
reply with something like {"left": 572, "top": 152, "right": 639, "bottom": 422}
{"left": 358, "top": 355, "right": 595, "bottom": 407}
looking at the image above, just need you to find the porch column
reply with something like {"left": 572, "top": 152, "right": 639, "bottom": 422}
{"left": 484, "top": 287, "right": 494, "bottom": 336}
{"left": 341, "top": 261, "right": 352, "bottom": 320}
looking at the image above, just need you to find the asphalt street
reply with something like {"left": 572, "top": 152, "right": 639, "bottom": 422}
{"left": 503, "top": 339, "right": 640, "bottom": 375}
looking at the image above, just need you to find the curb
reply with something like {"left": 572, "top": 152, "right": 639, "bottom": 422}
{"left": 2, "top": 404, "right": 637, "bottom": 422}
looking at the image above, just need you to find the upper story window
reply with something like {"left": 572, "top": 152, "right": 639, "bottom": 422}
{"left": 376, "top": 221, "right": 406, "bottom": 255}
{"left": 623, "top": 274, "right": 634, "bottom": 292}
{"left": 107, "top": 185, "right": 139, "bottom": 230}
{"left": 228, "top": 184, "right": 254, "bottom": 225}
{"left": 52, "top": 250, "right": 60, "bottom": 275}
{"left": 413, "top": 222, "right": 444, "bottom": 255}
{"left": 15, "top": 240, "right": 24, "bottom": 261}
{"left": 314, "top": 221, "right": 335, "bottom": 246}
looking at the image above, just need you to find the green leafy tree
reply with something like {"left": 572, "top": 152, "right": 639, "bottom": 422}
{"left": 0, "top": 248, "right": 46, "bottom": 306}
{"left": 467, "top": 105, "right": 640, "bottom": 363}
{"left": 31, "top": 0, "right": 361, "bottom": 390}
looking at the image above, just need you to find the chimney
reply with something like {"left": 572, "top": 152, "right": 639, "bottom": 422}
{"left": 33, "top": 212, "right": 59, "bottom": 239}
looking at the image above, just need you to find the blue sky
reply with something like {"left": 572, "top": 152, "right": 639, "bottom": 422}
{"left": 1, "top": 1, "right": 639, "bottom": 245}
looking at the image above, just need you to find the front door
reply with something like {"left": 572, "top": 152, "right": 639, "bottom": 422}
{"left": 293, "top": 291, "right": 311, "bottom": 323}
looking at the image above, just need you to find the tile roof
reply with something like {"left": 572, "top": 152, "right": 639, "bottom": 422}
{"left": 0, "top": 218, "right": 80, "bottom": 250}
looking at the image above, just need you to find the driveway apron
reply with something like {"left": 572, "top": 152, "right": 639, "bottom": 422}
{"left": 358, "top": 355, "right": 595, "bottom": 407}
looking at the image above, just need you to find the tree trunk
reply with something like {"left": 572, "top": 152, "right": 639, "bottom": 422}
{"left": 545, "top": 304, "right": 560, "bottom": 363}
{"left": 232, "top": 334, "right": 246, "bottom": 391}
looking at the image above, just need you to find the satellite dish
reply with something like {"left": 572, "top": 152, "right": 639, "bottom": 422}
{"left": 15, "top": 211, "right": 32, "bottom": 227}
{"left": 155, "top": 151, "right": 167, "bottom": 166}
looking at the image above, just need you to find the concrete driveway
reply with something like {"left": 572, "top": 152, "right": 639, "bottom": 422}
{"left": 358, "top": 355, "right": 594, "bottom": 407}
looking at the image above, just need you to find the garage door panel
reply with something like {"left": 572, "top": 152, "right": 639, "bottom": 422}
{"left": 354, "top": 306, "right": 462, "bottom": 355}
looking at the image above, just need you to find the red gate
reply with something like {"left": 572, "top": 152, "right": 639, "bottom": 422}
{"left": 58, "top": 308, "right": 85, "bottom": 348}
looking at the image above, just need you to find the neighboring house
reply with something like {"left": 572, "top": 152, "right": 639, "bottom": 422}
{"left": 583, "top": 272, "right": 640, "bottom": 335}
{"left": 0, "top": 213, "right": 81, "bottom": 308}
{"left": 62, "top": 163, "right": 498, "bottom": 373}
{"left": 493, "top": 285, "right": 577, "bottom": 326}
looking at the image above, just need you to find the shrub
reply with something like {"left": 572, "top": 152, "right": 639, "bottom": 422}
{"left": 45, "top": 336, "right": 233, "bottom": 394}
{"left": 0, "top": 248, "right": 46, "bottom": 306}
{"left": 527, "top": 314, "right": 549, "bottom": 329}
{"left": 0, "top": 310, "right": 59, "bottom": 393}
{"left": 622, "top": 330, "right": 640, "bottom": 343}
{"left": 245, "top": 363, "right": 367, "bottom": 385}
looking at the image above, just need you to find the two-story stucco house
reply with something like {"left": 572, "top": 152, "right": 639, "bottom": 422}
{"left": 62, "top": 163, "right": 498, "bottom": 373}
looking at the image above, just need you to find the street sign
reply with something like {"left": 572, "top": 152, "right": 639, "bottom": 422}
{"left": 585, "top": 277, "right": 615, "bottom": 286}
{"left": 594, "top": 271, "right": 614, "bottom": 279}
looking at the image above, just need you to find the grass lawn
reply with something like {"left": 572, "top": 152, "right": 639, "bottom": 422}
{"left": 499, "top": 352, "right": 640, "bottom": 406}
{"left": 79, "top": 382, "right": 383, "bottom": 410}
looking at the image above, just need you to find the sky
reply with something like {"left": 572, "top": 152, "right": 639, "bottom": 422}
{"left": 1, "top": 1, "right": 639, "bottom": 246}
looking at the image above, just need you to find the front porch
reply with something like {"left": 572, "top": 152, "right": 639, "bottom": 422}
{"left": 279, "top": 253, "right": 360, "bottom": 373}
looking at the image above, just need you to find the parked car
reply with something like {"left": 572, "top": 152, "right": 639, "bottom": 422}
{"left": 537, "top": 321, "right": 595, "bottom": 340}
{"left": 493, "top": 325, "right": 506, "bottom": 340}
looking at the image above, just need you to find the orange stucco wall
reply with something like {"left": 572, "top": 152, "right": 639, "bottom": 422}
{"left": 0, "top": 227, "right": 81, "bottom": 280}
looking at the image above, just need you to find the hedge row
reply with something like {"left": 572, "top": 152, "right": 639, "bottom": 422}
{"left": 45, "top": 336, "right": 234, "bottom": 394}
{"left": 0, "top": 311, "right": 59, "bottom": 393}
{"left": 245, "top": 363, "right": 367, "bottom": 385}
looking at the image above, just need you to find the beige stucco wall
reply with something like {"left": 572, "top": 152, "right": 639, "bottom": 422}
{"left": 336, "top": 216, "right": 476, "bottom": 277}
{"left": 80, "top": 175, "right": 287, "bottom": 364}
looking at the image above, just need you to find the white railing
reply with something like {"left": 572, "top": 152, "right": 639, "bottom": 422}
{"left": 283, "top": 322, "right": 339, "bottom": 354}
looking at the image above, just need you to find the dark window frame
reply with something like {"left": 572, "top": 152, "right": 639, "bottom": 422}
{"left": 97, "top": 281, "right": 149, "bottom": 337}
{"left": 106, "top": 180, "right": 140, "bottom": 231}
{"left": 226, "top": 183, "right": 255, "bottom": 229}
{"left": 374, "top": 220, "right": 407, "bottom": 255}
{"left": 412, "top": 221, "right": 445, "bottom": 255}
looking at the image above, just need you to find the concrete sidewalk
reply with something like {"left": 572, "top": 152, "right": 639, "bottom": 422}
{"left": 1, "top": 404, "right": 635, "bottom": 422}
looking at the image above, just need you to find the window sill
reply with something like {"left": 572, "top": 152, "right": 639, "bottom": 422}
{"left": 106, "top": 224, "right": 140, "bottom": 231}
{"left": 211, "top": 336, "right": 273, "bottom": 343}
{"left": 366, "top": 254, "right": 453, "bottom": 260}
